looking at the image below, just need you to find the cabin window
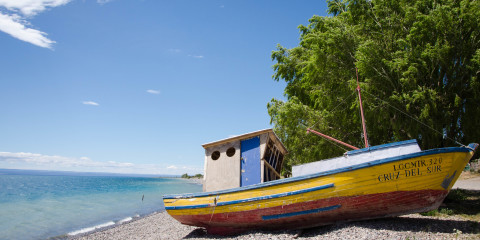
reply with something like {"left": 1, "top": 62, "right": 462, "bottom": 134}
{"left": 226, "top": 147, "right": 236, "bottom": 157}
{"left": 211, "top": 151, "right": 220, "bottom": 160}
{"left": 263, "top": 139, "right": 284, "bottom": 182}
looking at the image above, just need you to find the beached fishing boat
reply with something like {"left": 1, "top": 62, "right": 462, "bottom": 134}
{"left": 163, "top": 138, "right": 477, "bottom": 235}
{"left": 162, "top": 78, "right": 478, "bottom": 235}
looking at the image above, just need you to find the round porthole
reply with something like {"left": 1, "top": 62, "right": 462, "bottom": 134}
{"left": 226, "top": 147, "right": 236, "bottom": 157}
{"left": 211, "top": 151, "right": 220, "bottom": 160}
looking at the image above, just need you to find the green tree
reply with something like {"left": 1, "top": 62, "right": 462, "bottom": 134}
{"left": 269, "top": 0, "right": 480, "bottom": 171}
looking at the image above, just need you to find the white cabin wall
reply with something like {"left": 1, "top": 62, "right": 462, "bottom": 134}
{"left": 260, "top": 160, "right": 265, "bottom": 183}
{"left": 204, "top": 141, "right": 241, "bottom": 192}
{"left": 259, "top": 133, "right": 269, "bottom": 160}
{"left": 259, "top": 133, "right": 270, "bottom": 183}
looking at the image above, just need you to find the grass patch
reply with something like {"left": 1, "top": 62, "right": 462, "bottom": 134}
{"left": 420, "top": 208, "right": 454, "bottom": 216}
{"left": 420, "top": 210, "right": 439, "bottom": 216}
{"left": 420, "top": 189, "right": 480, "bottom": 221}
{"left": 439, "top": 208, "right": 454, "bottom": 215}
{"left": 445, "top": 189, "right": 468, "bottom": 202}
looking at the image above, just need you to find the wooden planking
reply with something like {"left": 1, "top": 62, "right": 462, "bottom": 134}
{"left": 262, "top": 160, "right": 281, "bottom": 179}
{"left": 164, "top": 143, "right": 476, "bottom": 235}
{"left": 263, "top": 139, "right": 283, "bottom": 181}
{"left": 241, "top": 137, "right": 262, "bottom": 187}
{"left": 171, "top": 189, "right": 447, "bottom": 235}
{"left": 164, "top": 146, "right": 473, "bottom": 200}
{"left": 165, "top": 150, "right": 472, "bottom": 217}
{"left": 202, "top": 129, "right": 288, "bottom": 155}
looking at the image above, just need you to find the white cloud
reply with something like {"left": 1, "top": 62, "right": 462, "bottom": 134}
{"left": 146, "top": 89, "right": 160, "bottom": 95}
{"left": 188, "top": 55, "right": 204, "bottom": 59}
{"left": 82, "top": 101, "right": 99, "bottom": 106}
{"left": 0, "top": 152, "right": 132, "bottom": 168}
{"left": 0, "top": 0, "right": 71, "bottom": 16}
{"left": 0, "top": 151, "right": 203, "bottom": 175}
{"left": 96, "top": 0, "right": 114, "bottom": 5}
{"left": 0, "top": 0, "right": 72, "bottom": 48}
{"left": 169, "top": 49, "right": 204, "bottom": 59}
{"left": 168, "top": 48, "right": 181, "bottom": 53}
{"left": 0, "top": 12, "right": 55, "bottom": 48}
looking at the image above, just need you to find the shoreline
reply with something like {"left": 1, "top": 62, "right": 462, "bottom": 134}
{"left": 71, "top": 211, "right": 480, "bottom": 240}
{"left": 66, "top": 211, "right": 166, "bottom": 239}
{"left": 155, "top": 176, "right": 204, "bottom": 185}
{"left": 186, "top": 177, "right": 204, "bottom": 185}
{"left": 65, "top": 178, "right": 204, "bottom": 239}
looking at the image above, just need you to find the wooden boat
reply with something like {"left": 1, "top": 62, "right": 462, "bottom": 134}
{"left": 162, "top": 74, "right": 478, "bottom": 235}
{"left": 163, "top": 140, "right": 477, "bottom": 235}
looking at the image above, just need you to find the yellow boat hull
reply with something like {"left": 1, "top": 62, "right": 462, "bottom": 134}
{"left": 163, "top": 144, "right": 477, "bottom": 235}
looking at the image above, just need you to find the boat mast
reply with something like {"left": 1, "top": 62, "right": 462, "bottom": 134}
{"left": 356, "top": 68, "right": 369, "bottom": 148}
{"left": 305, "top": 68, "right": 369, "bottom": 151}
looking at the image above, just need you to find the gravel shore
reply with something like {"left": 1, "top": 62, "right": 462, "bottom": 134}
{"left": 73, "top": 176, "right": 480, "bottom": 240}
{"left": 73, "top": 211, "right": 479, "bottom": 240}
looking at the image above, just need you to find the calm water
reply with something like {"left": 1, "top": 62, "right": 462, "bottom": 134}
{"left": 0, "top": 169, "right": 202, "bottom": 240}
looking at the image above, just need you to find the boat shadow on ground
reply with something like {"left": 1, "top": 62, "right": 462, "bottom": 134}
{"left": 443, "top": 189, "right": 480, "bottom": 215}
{"left": 299, "top": 216, "right": 480, "bottom": 237}
{"left": 183, "top": 216, "right": 480, "bottom": 239}
{"left": 183, "top": 190, "right": 480, "bottom": 239}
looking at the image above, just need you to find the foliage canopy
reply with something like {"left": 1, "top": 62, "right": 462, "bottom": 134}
{"left": 268, "top": 0, "right": 480, "bottom": 173}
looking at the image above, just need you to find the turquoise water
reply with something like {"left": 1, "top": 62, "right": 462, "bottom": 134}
{"left": 0, "top": 169, "right": 202, "bottom": 240}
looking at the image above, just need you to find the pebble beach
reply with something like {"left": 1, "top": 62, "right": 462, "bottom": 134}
{"left": 73, "top": 176, "right": 480, "bottom": 240}
{"left": 72, "top": 211, "right": 479, "bottom": 240}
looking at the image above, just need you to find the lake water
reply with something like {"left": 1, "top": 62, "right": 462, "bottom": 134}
{"left": 0, "top": 169, "right": 202, "bottom": 240}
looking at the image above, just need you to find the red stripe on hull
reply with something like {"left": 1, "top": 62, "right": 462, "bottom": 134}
{"left": 171, "top": 190, "right": 448, "bottom": 235}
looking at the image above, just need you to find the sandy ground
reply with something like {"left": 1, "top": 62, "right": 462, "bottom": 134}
{"left": 453, "top": 172, "right": 480, "bottom": 190}
{"left": 73, "top": 175, "right": 480, "bottom": 240}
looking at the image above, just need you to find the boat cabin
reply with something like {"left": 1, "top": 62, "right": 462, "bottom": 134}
{"left": 202, "top": 129, "right": 288, "bottom": 192}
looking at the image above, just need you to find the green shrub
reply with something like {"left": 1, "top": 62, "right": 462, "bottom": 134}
{"left": 420, "top": 210, "right": 438, "bottom": 216}
{"left": 439, "top": 208, "right": 454, "bottom": 215}
{"left": 446, "top": 189, "right": 468, "bottom": 202}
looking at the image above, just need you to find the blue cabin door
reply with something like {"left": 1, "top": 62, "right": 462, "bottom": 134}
{"left": 240, "top": 136, "right": 261, "bottom": 187}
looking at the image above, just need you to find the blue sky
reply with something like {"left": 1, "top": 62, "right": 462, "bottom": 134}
{"left": 0, "top": 0, "right": 328, "bottom": 175}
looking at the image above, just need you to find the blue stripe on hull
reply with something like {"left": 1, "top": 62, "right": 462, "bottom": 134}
{"left": 217, "top": 183, "right": 334, "bottom": 206}
{"left": 165, "top": 204, "right": 210, "bottom": 210}
{"left": 262, "top": 204, "right": 341, "bottom": 220}
{"left": 165, "top": 183, "right": 334, "bottom": 210}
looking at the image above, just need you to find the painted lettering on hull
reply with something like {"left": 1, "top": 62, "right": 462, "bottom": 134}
{"left": 378, "top": 157, "right": 443, "bottom": 183}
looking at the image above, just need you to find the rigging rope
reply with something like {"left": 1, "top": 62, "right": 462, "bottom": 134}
{"left": 308, "top": 90, "right": 357, "bottom": 130}
{"left": 304, "top": 85, "right": 466, "bottom": 150}
{"left": 323, "top": 136, "right": 349, "bottom": 152}
{"left": 304, "top": 90, "right": 359, "bottom": 152}
{"left": 361, "top": 90, "right": 465, "bottom": 147}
